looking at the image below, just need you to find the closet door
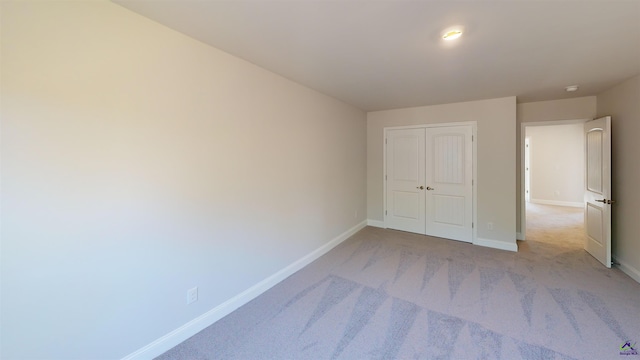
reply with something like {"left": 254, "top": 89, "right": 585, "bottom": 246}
{"left": 385, "top": 128, "right": 426, "bottom": 234}
{"left": 425, "top": 126, "right": 473, "bottom": 242}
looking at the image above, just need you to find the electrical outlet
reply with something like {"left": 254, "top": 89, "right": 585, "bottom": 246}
{"left": 187, "top": 287, "right": 198, "bottom": 305}
{"left": 487, "top": 222, "right": 494, "bottom": 230}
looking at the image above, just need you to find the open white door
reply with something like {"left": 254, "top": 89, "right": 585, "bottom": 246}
{"left": 584, "top": 116, "right": 612, "bottom": 268}
{"left": 385, "top": 128, "right": 426, "bottom": 234}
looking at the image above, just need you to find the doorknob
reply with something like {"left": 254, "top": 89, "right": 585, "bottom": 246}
{"left": 426, "top": 186, "right": 435, "bottom": 191}
{"left": 417, "top": 186, "right": 424, "bottom": 190}
{"left": 596, "top": 199, "right": 616, "bottom": 204}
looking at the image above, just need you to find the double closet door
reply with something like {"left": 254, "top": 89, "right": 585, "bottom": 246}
{"left": 385, "top": 125, "right": 473, "bottom": 243}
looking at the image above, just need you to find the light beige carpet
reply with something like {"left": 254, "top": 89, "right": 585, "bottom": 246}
{"left": 524, "top": 202, "right": 585, "bottom": 248}
{"left": 157, "top": 208, "right": 640, "bottom": 359}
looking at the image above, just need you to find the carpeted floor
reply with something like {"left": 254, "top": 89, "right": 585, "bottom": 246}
{"left": 157, "top": 204, "right": 640, "bottom": 359}
{"left": 524, "top": 202, "right": 585, "bottom": 248}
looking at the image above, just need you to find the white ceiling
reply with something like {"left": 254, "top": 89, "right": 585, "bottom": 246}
{"left": 115, "top": 0, "right": 640, "bottom": 111}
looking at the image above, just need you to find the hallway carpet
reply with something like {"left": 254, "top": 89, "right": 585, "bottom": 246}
{"left": 157, "top": 217, "right": 640, "bottom": 359}
{"left": 525, "top": 202, "right": 585, "bottom": 248}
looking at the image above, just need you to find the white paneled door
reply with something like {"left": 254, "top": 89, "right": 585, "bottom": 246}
{"left": 385, "top": 128, "right": 426, "bottom": 234}
{"left": 425, "top": 126, "right": 473, "bottom": 242}
{"left": 584, "top": 116, "right": 612, "bottom": 268}
{"left": 385, "top": 125, "right": 473, "bottom": 243}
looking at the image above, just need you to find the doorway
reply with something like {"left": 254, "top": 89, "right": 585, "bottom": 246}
{"left": 521, "top": 120, "right": 586, "bottom": 246}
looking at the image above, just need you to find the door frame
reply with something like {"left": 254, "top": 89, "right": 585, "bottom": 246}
{"left": 383, "top": 121, "right": 477, "bottom": 244}
{"left": 524, "top": 137, "right": 531, "bottom": 203}
{"left": 519, "top": 119, "right": 589, "bottom": 240}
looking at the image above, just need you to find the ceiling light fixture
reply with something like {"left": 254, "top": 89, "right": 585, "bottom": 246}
{"left": 442, "top": 28, "right": 463, "bottom": 41}
{"left": 565, "top": 85, "right": 579, "bottom": 92}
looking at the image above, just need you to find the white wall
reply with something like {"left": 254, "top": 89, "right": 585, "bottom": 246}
{"left": 516, "top": 97, "right": 597, "bottom": 234}
{"left": 0, "top": 2, "right": 366, "bottom": 359}
{"left": 367, "top": 97, "right": 517, "bottom": 249}
{"left": 597, "top": 75, "right": 640, "bottom": 283}
{"left": 526, "top": 124, "right": 584, "bottom": 206}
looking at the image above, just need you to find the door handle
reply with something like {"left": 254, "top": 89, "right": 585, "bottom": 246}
{"left": 426, "top": 187, "right": 435, "bottom": 191}
{"left": 595, "top": 199, "right": 616, "bottom": 204}
{"left": 417, "top": 186, "right": 424, "bottom": 190}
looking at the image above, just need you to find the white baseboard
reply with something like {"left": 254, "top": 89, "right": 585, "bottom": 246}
{"left": 367, "top": 219, "right": 385, "bottom": 228}
{"left": 530, "top": 199, "right": 583, "bottom": 208}
{"left": 475, "top": 237, "right": 518, "bottom": 252}
{"left": 122, "top": 220, "right": 367, "bottom": 360}
{"left": 613, "top": 256, "right": 640, "bottom": 284}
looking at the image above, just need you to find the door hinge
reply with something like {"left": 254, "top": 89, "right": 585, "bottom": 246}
{"left": 385, "top": 138, "right": 387, "bottom": 144}
{"left": 472, "top": 222, "right": 474, "bottom": 228}
{"left": 472, "top": 135, "right": 474, "bottom": 141}
{"left": 385, "top": 174, "right": 387, "bottom": 180}
{"left": 385, "top": 210, "right": 387, "bottom": 215}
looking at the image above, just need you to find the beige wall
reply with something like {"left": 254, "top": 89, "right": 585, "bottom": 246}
{"left": 516, "top": 97, "right": 597, "bottom": 234}
{"left": 518, "top": 97, "right": 597, "bottom": 123}
{"left": 526, "top": 124, "right": 584, "bottom": 206}
{"left": 367, "top": 97, "right": 517, "bottom": 248}
{"left": 596, "top": 75, "right": 640, "bottom": 283}
{"left": 1, "top": 2, "right": 366, "bottom": 359}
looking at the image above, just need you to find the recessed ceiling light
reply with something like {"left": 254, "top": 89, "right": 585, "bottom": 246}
{"left": 565, "top": 85, "right": 579, "bottom": 92}
{"left": 442, "top": 29, "right": 463, "bottom": 41}
{"left": 441, "top": 26, "right": 464, "bottom": 41}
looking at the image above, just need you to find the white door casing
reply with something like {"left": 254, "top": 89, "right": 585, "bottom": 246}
{"left": 384, "top": 124, "right": 473, "bottom": 243}
{"left": 525, "top": 138, "right": 531, "bottom": 203}
{"left": 584, "top": 116, "right": 612, "bottom": 268}
{"left": 425, "top": 126, "right": 473, "bottom": 242}
{"left": 385, "top": 128, "right": 426, "bottom": 234}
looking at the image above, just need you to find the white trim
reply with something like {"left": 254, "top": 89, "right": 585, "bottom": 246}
{"left": 383, "top": 130, "right": 387, "bottom": 228}
{"left": 475, "top": 237, "right": 518, "bottom": 252}
{"left": 121, "top": 221, "right": 367, "bottom": 360}
{"left": 524, "top": 137, "right": 531, "bottom": 203}
{"left": 520, "top": 124, "right": 527, "bottom": 240}
{"left": 516, "top": 232, "right": 525, "bottom": 240}
{"left": 613, "top": 257, "right": 640, "bottom": 284}
{"left": 529, "top": 199, "right": 584, "bottom": 208}
{"left": 472, "top": 124, "right": 478, "bottom": 245}
{"left": 367, "top": 219, "right": 385, "bottom": 228}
